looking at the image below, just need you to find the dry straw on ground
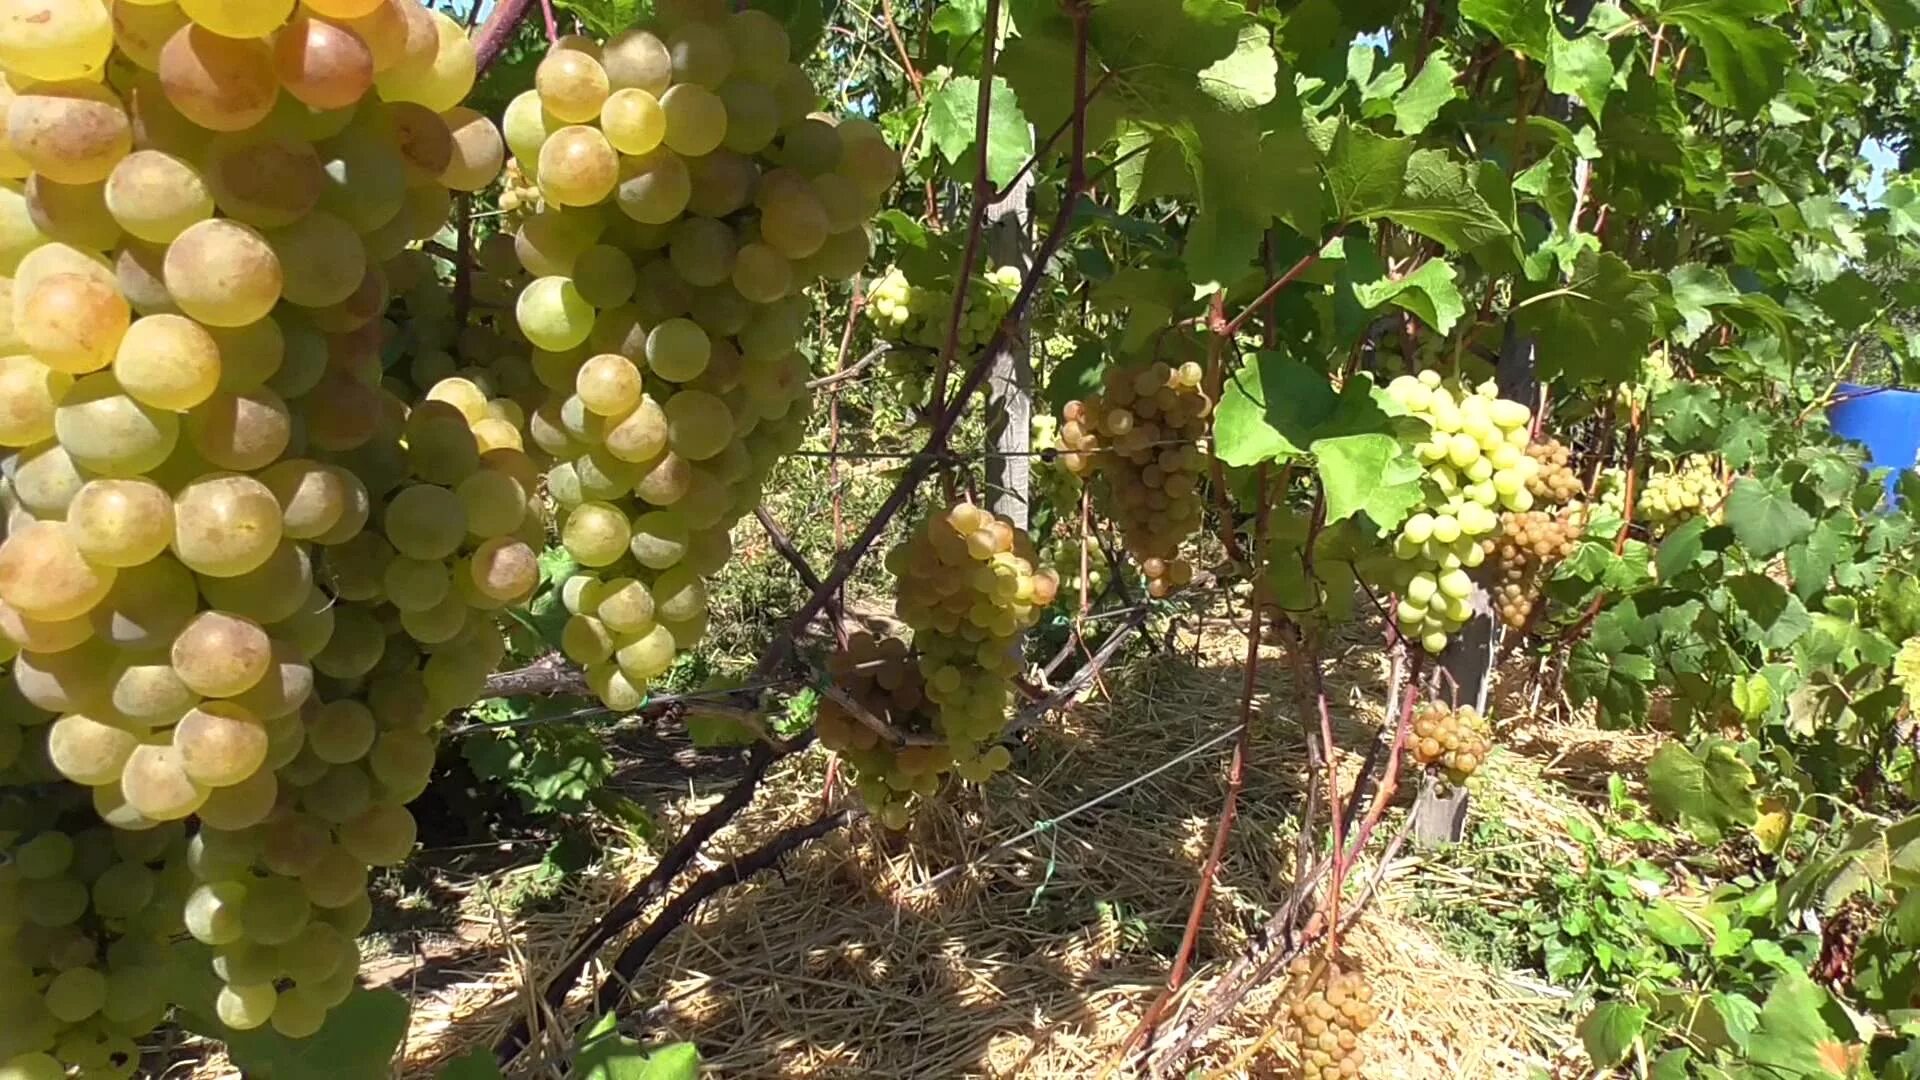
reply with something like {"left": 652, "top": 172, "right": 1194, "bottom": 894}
{"left": 343, "top": 615, "right": 1610, "bottom": 1080}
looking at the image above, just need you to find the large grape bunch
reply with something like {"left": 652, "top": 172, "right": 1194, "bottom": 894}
{"left": 1377, "top": 370, "right": 1539, "bottom": 654}
{"left": 864, "top": 263, "right": 1018, "bottom": 402}
{"left": 0, "top": 0, "right": 528, "bottom": 1057}
{"left": 1637, "top": 455, "right": 1722, "bottom": 534}
{"left": 502, "top": 9, "right": 898, "bottom": 708}
{"left": 1057, "top": 354, "right": 1211, "bottom": 597}
{"left": 815, "top": 503, "right": 1056, "bottom": 826}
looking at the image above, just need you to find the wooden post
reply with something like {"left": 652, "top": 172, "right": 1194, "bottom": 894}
{"left": 984, "top": 171, "right": 1034, "bottom": 529}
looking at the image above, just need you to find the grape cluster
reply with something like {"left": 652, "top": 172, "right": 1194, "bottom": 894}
{"left": 819, "top": 504, "right": 1054, "bottom": 823}
{"left": 1379, "top": 371, "right": 1538, "bottom": 653}
{"left": 503, "top": 13, "right": 897, "bottom": 708}
{"left": 1896, "top": 638, "right": 1920, "bottom": 715}
{"left": 0, "top": 0, "right": 531, "bottom": 1055}
{"left": 1057, "top": 357, "right": 1210, "bottom": 597}
{"left": 1637, "top": 456, "right": 1721, "bottom": 534}
{"left": 864, "top": 264, "right": 1019, "bottom": 403}
{"left": 493, "top": 159, "right": 540, "bottom": 221}
{"left": 1484, "top": 507, "right": 1583, "bottom": 629}
{"left": 1026, "top": 412, "right": 1081, "bottom": 530}
{"left": 1042, "top": 534, "right": 1107, "bottom": 613}
{"left": 1408, "top": 702, "right": 1491, "bottom": 783}
{"left": 1281, "top": 957, "right": 1378, "bottom": 1079}
{"left": 1524, "top": 439, "right": 1582, "bottom": 506}
{"left": 382, "top": 241, "right": 539, "bottom": 413}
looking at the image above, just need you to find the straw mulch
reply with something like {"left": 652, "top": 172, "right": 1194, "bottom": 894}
{"left": 358, "top": 613, "right": 1606, "bottom": 1079}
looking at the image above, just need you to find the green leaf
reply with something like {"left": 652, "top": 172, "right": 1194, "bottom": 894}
{"left": 1393, "top": 51, "right": 1460, "bottom": 134}
{"left": 1655, "top": 516, "right": 1709, "bottom": 582}
{"left": 1746, "top": 972, "right": 1849, "bottom": 1077}
{"left": 1382, "top": 150, "right": 1513, "bottom": 252}
{"left": 202, "top": 989, "right": 410, "bottom": 1080}
{"left": 928, "top": 0, "right": 986, "bottom": 42}
{"left": 1650, "top": 0, "right": 1793, "bottom": 117}
{"left": 1198, "top": 23, "right": 1279, "bottom": 111}
{"left": 1578, "top": 1002, "right": 1648, "bottom": 1067}
{"left": 1863, "top": 0, "right": 1920, "bottom": 29}
{"left": 572, "top": 1013, "right": 700, "bottom": 1080}
{"left": 925, "top": 73, "right": 1034, "bottom": 188}
{"left": 1460, "top": 0, "right": 1553, "bottom": 56}
{"left": 1728, "top": 574, "right": 1814, "bottom": 652}
{"left": 1667, "top": 265, "right": 1740, "bottom": 344}
{"left": 1515, "top": 251, "right": 1661, "bottom": 383}
{"left": 439, "top": 1048, "right": 507, "bottom": 1080}
{"left": 1813, "top": 270, "right": 1882, "bottom": 330}
{"left": 1318, "top": 121, "right": 1414, "bottom": 225}
{"left": 1892, "top": 891, "right": 1920, "bottom": 946}
{"left": 1546, "top": 32, "right": 1613, "bottom": 119}
{"left": 1045, "top": 341, "right": 1108, "bottom": 413}
{"left": 1645, "top": 739, "right": 1759, "bottom": 844}
{"left": 1350, "top": 259, "right": 1466, "bottom": 335}
{"left": 1213, "top": 354, "right": 1392, "bottom": 467}
{"left": 1724, "top": 478, "right": 1815, "bottom": 558}
{"left": 1566, "top": 640, "right": 1655, "bottom": 723}
{"left": 1313, "top": 433, "right": 1424, "bottom": 531}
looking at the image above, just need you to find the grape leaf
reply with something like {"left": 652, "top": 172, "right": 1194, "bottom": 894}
{"left": 1515, "top": 250, "right": 1660, "bottom": 383}
{"left": 925, "top": 72, "right": 1034, "bottom": 188}
{"left": 1198, "top": 23, "right": 1279, "bottom": 111}
{"left": 1546, "top": 31, "right": 1613, "bottom": 119}
{"left": 1666, "top": 265, "right": 1740, "bottom": 344}
{"left": 1646, "top": 738, "right": 1760, "bottom": 844}
{"left": 1393, "top": 50, "right": 1460, "bottom": 134}
{"left": 1213, "top": 353, "right": 1393, "bottom": 467}
{"left": 1725, "top": 478, "right": 1815, "bottom": 557}
{"left": 1460, "top": 0, "right": 1553, "bottom": 55}
{"left": 572, "top": 1013, "right": 700, "bottom": 1080}
{"left": 1579, "top": 1003, "right": 1648, "bottom": 1068}
{"left": 1650, "top": 0, "right": 1793, "bottom": 117}
{"left": 439, "top": 1048, "right": 507, "bottom": 1080}
{"left": 1746, "top": 972, "right": 1850, "bottom": 1078}
{"left": 1312, "top": 433, "right": 1424, "bottom": 531}
{"left": 1349, "top": 258, "right": 1465, "bottom": 335}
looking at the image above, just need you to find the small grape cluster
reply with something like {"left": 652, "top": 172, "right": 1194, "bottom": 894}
{"left": 1408, "top": 702, "right": 1491, "bottom": 784}
{"left": 1379, "top": 371, "right": 1538, "bottom": 653}
{"left": 1043, "top": 535, "right": 1108, "bottom": 613}
{"left": 1057, "top": 358, "right": 1210, "bottom": 597}
{"left": 1524, "top": 439, "right": 1583, "bottom": 505}
{"left": 1895, "top": 637, "right": 1920, "bottom": 715}
{"left": 1637, "top": 456, "right": 1722, "bottom": 534}
{"left": 1281, "top": 957, "right": 1378, "bottom": 1079}
{"left": 493, "top": 159, "right": 540, "bottom": 222}
{"left": 821, "top": 504, "right": 1054, "bottom": 822}
{"left": 1027, "top": 413, "right": 1081, "bottom": 530}
{"left": 1484, "top": 507, "right": 1583, "bottom": 629}
{"left": 864, "top": 264, "right": 1020, "bottom": 404}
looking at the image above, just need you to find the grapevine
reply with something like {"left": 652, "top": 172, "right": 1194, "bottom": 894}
{"left": 504, "top": 20, "right": 899, "bottom": 708}
{"left": 817, "top": 502, "right": 1056, "bottom": 825}
{"left": 1057, "top": 352, "right": 1211, "bottom": 598}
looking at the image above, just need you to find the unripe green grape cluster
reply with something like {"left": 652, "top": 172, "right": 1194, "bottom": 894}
{"left": 822, "top": 503, "right": 1055, "bottom": 824}
{"left": 1042, "top": 534, "right": 1108, "bottom": 613}
{"left": 1637, "top": 455, "right": 1721, "bottom": 533}
{"left": 1895, "top": 637, "right": 1920, "bottom": 714}
{"left": 502, "top": 14, "right": 897, "bottom": 708}
{"left": 1057, "top": 356, "right": 1211, "bottom": 597}
{"left": 1379, "top": 370, "right": 1539, "bottom": 654}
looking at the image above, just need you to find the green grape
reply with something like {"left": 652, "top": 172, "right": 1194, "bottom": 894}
{"left": 239, "top": 874, "right": 310, "bottom": 946}
{"left": 614, "top": 148, "right": 691, "bottom": 225}
{"left": 572, "top": 244, "right": 637, "bottom": 308}
{"left": 537, "top": 124, "right": 619, "bottom": 208}
{"left": 645, "top": 318, "right": 711, "bottom": 383}
{"left": 536, "top": 47, "right": 609, "bottom": 124}
{"left": 601, "top": 87, "right": 665, "bottom": 155}
{"left": 184, "top": 881, "right": 247, "bottom": 946}
{"left": 516, "top": 276, "right": 595, "bottom": 351}
{"left": 562, "top": 501, "right": 631, "bottom": 567}
{"left": 215, "top": 981, "right": 277, "bottom": 1031}
{"left": 384, "top": 484, "right": 466, "bottom": 560}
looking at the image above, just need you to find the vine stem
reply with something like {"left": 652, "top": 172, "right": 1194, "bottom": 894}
{"left": 748, "top": 3, "right": 1093, "bottom": 686}
{"left": 471, "top": 0, "right": 535, "bottom": 75}
{"left": 927, "top": 0, "right": 1003, "bottom": 414}
{"left": 1113, "top": 465, "right": 1271, "bottom": 1061}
